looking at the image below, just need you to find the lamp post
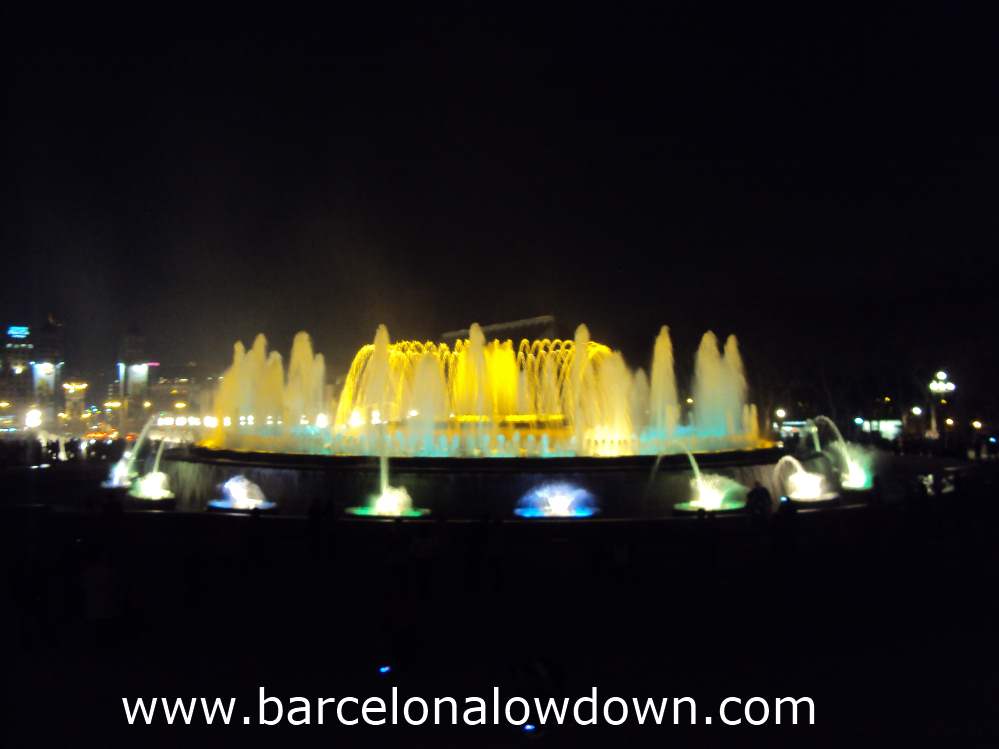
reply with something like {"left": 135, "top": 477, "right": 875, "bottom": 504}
{"left": 927, "top": 371, "right": 956, "bottom": 443}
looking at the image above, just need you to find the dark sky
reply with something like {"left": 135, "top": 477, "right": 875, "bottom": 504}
{"left": 3, "top": 12, "right": 996, "bottom": 411}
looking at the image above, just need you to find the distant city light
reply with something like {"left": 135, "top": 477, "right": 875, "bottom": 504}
{"left": 0, "top": 401, "right": 9, "bottom": 408}
{"left": 104, "top": 400, "right": 122, "bottom": 408}
{"left": 945, "top": 418, "right": 955, "bottom": 427}
{"left": 143, "top": 400, "right": 152, "bottom": 408}
{"left": 62, "top": 381, "right": 88, "bottom": 393}
{"left": 7, "top": 325, "right": 29, "bottom": 339}
{"left": 883, "top": 396, "right": 891, "bottom": 403}
{"left": 775, "top": 408, "right": 786, "bottom": 419}
{"left": 911, "top": 406, "right": 923, "bottom": 416}
{"left": 685, "top": 397, "right": 694, "bottom": 405}
{"left": 314, "top": 413, "right": 329, "bottom": 428}
{"left": 972, "top": 420, "right": 983, "bottom": 430}
{"left": 174, "top": 401, "right": 187, "bottom": 409}
{"left": 25, "top": 409, "right": 42, "bottom": 429}
{"left": 853, "top": 417, "right": 864, "bottom": 426}
{"left": 935, "top": 370, "right": 948, "bottom": 381}
{"left": 204, "top": 416, "right": 219, "bottom": 428}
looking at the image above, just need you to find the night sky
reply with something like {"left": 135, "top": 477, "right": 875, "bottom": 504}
{"left": 4, "top": 13, "right": 996, "bottom": 413}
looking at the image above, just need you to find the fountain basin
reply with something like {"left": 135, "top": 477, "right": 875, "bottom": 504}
{"left": 207, "top": 498, "right": 278, "bottom": 513}
{"left": 672, "top": 496, "right": 748, "bottom": 514}
{"left": 783, "top": 492, "right": 840, "bottom": 506}
{"left": 344, "top": 505, "right": 430, "bottom": 518}
{"left": 122, "top": 495, "right": 178, "bottom": 511}
{"left": 159, "top": 445, "right": 787, "bottom": 519}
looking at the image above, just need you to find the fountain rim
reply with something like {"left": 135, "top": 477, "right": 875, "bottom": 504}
{"left": 164, "top": 444, "right": 786, "bottom": 474}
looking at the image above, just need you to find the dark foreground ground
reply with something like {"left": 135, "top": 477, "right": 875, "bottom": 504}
{"left": 3, "top": 458, "right": 999, "bottom": 747}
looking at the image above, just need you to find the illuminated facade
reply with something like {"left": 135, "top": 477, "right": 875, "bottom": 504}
{"left": 1, "top": 319, "right": 64, "bottom": 429}
{"left": 1, "top": 325, "right": 34, "bottom": 422}
{"left": 114, "top": 329, "right": 152, "bottom": 432}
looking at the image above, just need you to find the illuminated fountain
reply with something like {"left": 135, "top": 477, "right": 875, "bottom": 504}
{"left": 809, "top": 415, "right": 872, "bottom": 490}
{"left": 143, "top": 322, "right": 786, "bottom": 518}
{"left": 208, "top": 475, "right": 276, "bottom": 512}
{"left": 200, "top": 323, "right": 762, "bottom": 459}
{"left": 515, "top": 482, "right": 598, "bottom": 518}
{"left": 671, "top": 448, "right": 748, "bottom": 513}
{"left": 345, "top": 453, "right": 430, "bottom": 517}
{"left": 103, "top": 414, "right": 157, "bottom": 489}
{"left": 129, "top": 471, "right": 173, "bottom": 501}
{"left": 773, "top": 456, "right": 837, "bottom": 503}
{"left": 202, "top": 331, "right": 327, "bottom": 452}
{"left": 128, "top": 439, "right": 174, "bottom": 501}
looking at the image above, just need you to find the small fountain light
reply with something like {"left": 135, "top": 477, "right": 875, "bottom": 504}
{"left": 812, "top": 416, "right": 873, "bottom": 491}
{"left": 841, "top": 456, "right": 871, "bottom": 490}
{"left": 690, "top": 478, "right": 724, "bottom": 510}
{"left": 774, "top": 455, "right": 837, "bottom": 502}
{"left": 673, "top": 474, "right": 748, "bottom": 513}
{"left": 104, "top": 457, "right": 132, "bottom": 488}
{"left": 373, "top": 485, "right": 413, "bottom": 515}
{"left": 208, "top": 475, "right": 276, "bottom": 511}
{"left": 786, "top": 469, "right": 825, "bottom": 499}
{"left": 515, "top": 482, "right": 598, "bottom": 518}
{"left": 346, "top": 470, "right": 429, "bottom": 517}
{"left": 129, "top": 471, "right": 174, "bottom": 500}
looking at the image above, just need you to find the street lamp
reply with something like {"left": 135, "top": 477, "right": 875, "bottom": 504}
{"left": 928, "top": 371, "right": 956, "bottom": 441}
{"left": 929, "top": 371, "right": 956, "bottom": 395}
{"left": 775, "top": 408, "right": 786, "bottom": 419}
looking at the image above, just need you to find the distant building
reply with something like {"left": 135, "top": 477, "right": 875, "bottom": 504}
{"left": 0, "top": 318, "right": 65, "bottom": 429}
{"left": 1, "top": 325, "right": 35, "bottom": 424}
{"left": 147, "top": 361, "right": 220, "bottom": 419}
{"left": 115, "top": 329, "right": 153, "bottom": 432}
